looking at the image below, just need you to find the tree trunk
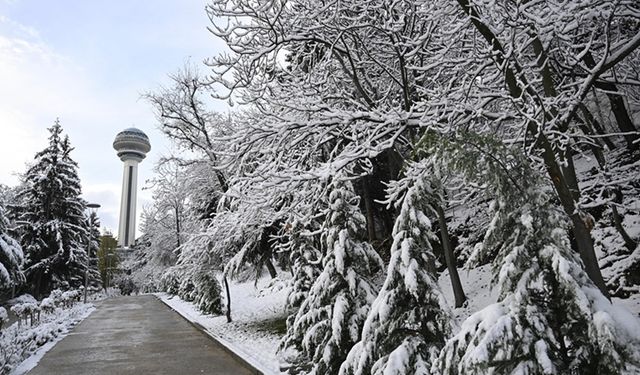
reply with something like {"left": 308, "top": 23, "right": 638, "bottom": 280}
{"left": 265, "top": 258, "right": 278, "bottom": 279}
{"left": 456, "top": 0, "right": 610, "bottom": 297}
{"left": 362, "top": 176, "right": 377, "bottom": 242}
{"left": 583, "top": 52, "right": 639, "bottom": 152}
{"left": 436, "top": 204, "right": 467, "bottom": 308}
{"left": 223, "top": 276, "right": 232, "bottom": 323}
{"left": 175, "top": 206, "right": 181, "bottom": 248}
{"left": 580, "top": 104, "right": 616, "bottom": 150}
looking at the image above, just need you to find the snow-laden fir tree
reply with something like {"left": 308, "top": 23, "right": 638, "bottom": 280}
{"left": 12, "top": 121, "right": 89, "bottom": 298}
{"left": 436, "top": 176, "right": 640, "bottom": 374}
{"left": 0, "top": 201, "right": 24, "bottom": 292}
{"left": 283, "top": 224, "right": 322, "bottom": 312}
{"left": 279, "top": 179, "right": 383, "bottom": 374}
{"left": 340, "top": 165, "right": 451, "bottom": 375}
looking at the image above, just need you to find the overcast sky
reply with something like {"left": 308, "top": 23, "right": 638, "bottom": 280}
{"left": 0, "top": 0, "right": 226, "bottom": 236}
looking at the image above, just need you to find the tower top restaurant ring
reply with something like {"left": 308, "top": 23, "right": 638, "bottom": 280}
{"left": 113, "top": 127, "right": 151, "bottom": 162}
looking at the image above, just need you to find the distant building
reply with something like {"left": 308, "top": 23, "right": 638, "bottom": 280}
{"left": 113, "top": 128, "right": 150, "bottom": 250}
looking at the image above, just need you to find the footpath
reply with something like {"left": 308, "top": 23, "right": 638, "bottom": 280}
{"left": 26, "top": 295, "right": 256, "bottom": 375}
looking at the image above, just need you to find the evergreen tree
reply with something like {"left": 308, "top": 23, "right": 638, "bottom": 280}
{"left": 0, "top": 201, "right": 24, "bottom": 293}
{"left": 97, "top": 232, "right": 119, "bottom": 290}
{"left": 279, "top": 180, "right": 383, "bottom": 374}
{"left": 86, "top": 211, "right": 102, "bottom": 289}
{"left": 340, "top": 166, "right": 452, "bottom": 375}
{"left": 284, "top": 226, "right": 322, "bottom": 312}
{"left": 436, "top": 177, "right": 640, "bottom": 374}
{"left": 12, "top": 120, "right": 88, "bottom": 298}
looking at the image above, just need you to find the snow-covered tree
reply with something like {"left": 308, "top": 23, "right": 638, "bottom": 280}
{"left": 341, "top": 166, "right": 452, "bottom": 375}
{"left": 436, "top": 174, "right": 640, "bottom": 374}
{"left": 0, "top": 201, "right": 24, "bottom": 293}
{"left": 283, "top": 225, "right": 322, "bottom": 313}
{"left": 280, "top": 180, "right": 383, "bottom": 374}
{"left": 12, "top": 121, "right": 89, "bottom": 298}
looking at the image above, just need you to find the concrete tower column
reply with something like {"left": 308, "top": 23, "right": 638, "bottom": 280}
{"left": 113, "top": 128, "right": 151, "bottom": 248}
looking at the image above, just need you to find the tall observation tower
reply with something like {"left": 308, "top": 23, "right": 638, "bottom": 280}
{"left": 113, "top": 128, "right": 151, "bottom": 248}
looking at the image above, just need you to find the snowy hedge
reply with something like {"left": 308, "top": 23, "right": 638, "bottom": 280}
{"left": 0, "top": 290, "right": 93, "bottom": 374}
{"left": 161, "top": 266, "right": 223, "bottom": 315}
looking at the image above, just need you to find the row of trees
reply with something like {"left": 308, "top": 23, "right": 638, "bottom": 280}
{"left": 0, "top": 121, "right": 101, "bottom": 300}
{"left": 136, "top": 0, "right": 640, "bottom": 373}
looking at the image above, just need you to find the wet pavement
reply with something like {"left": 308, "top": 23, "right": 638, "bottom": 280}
{"left": 27, "top": 295, "right": 255, "bottom": 375}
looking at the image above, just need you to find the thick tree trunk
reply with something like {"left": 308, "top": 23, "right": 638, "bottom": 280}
{"left": 436, "top": 204, "right": 467, "bottom": 308}
{"left": 223, "top": 276, "right": 232, "bottom": 323}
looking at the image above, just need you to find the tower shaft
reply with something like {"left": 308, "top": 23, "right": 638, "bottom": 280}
{"left": 117, "top": 159, "right": 139, "bottom": 248}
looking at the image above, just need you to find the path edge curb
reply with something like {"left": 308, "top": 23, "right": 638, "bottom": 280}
{"left": 155, "top": 294, "right": 265, "bottom": 375}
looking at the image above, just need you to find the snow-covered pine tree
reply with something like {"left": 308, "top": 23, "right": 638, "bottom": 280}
{"left": 0, "top": 201, "right": 24, "bottom": 293}
{"left": 284, "top": 226, "right": 322, "bottom": 312}
{"left": 86, "top": 210, "right": 102, "bottom": 289}
{"left": 436, "top": 175, "right": 640, "bottom": 374}
{"left": 340, "top": 165, "right": 451, "bottom": 375}
{"left": 12, "top": 121, "right": 89, "bottom": 298}
{"left": 279, "top": 179, "right": 383, "bottom": 374}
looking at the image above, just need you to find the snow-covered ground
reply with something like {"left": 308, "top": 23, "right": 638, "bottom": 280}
{"left": 158, "top": 262, "right": 640, "bottom": 374}
{"left": 157, "top": 276, "right": 290, "bottom": 375}
{"left": 3, "top": 303, "right": 95, "bottom": 375}
{"left": 438, "top": 264, "right": 640, "bottom": 329}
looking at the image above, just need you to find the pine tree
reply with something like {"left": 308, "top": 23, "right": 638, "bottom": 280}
{"left": 0, "top": 201, "right": 24, "bottom": 293}
{"left": 436, "top": 178, "right": 640, "bottom": 374}
{"left": 284, "top": 225, "right": 322, "bottom": 312}
{"left": 12, "top": 120, "right": 88, "bottom": 298}
{"left": 279, "top": 180, "right": 383, "bottom": 374}
{"left": 340, "top": 167, "right": 452, "bottom": 375}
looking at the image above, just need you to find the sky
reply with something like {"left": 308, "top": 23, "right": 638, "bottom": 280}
{"left": 0, "top": 0, "right": 228, "bottom": 236}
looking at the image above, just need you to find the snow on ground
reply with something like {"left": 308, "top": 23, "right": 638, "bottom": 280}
{"left": 158, "top": 262, "right": 640, "bottom": 375}
{"left": 4, "top": 303, "right": 95, "bottom": 375}
{"left": 438, "top": 261, "right": 640, "bottom": 334}
{"left": 438, "top": 264, "right": 498, "bottom": 329}
{"left": 157, "top": 276, "right": 290, "bottom": 375}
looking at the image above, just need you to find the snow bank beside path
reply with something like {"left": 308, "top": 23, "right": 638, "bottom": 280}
{"left": 157, "top": 277, "right": 290, "bottom": 375}
{"left": 4, "top": 303, "right": 95, "bottom": 375}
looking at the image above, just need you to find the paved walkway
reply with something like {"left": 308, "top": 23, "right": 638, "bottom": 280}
{"left": 28, "top": 295, "right": 255, "bottom": 375}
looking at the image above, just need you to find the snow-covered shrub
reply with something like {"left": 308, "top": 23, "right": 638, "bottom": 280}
{"left": 0, "top": 302, "right": 93, "bottom": 373}
{"left": 61, "top": 290, "right": 80, "bottom": 307}
{"left": 160, "top": 267, "right": 181, "bottom": 295}
{"left": 166, "top": 265, "right": 223, "bottom": 315}
{"left": 10, "top": 304, "right": 26, "bottom": 327}
{"left": 280, "top": 180, "right": 383, "bottom": 374}
{"left": 178, "top": 274, "right": 196, "bottom": 301}
{"left": 117, "top": 276, "right": 138, "bottom": 296}
{"left": 39, "top": 297, "right": 55, "bottom": 314}
{"left": 0, "top": 306, "right": 7, "bottom": 330}
{"left": 49, "top": 289, "right": 63, "bottom": 306}
{"left": 191, "top": 270, "right": 222, "bottom": 315}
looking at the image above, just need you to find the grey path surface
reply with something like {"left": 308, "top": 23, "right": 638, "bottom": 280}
{"left": 27, "top": 295, "right": 255, "bottom": 375}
